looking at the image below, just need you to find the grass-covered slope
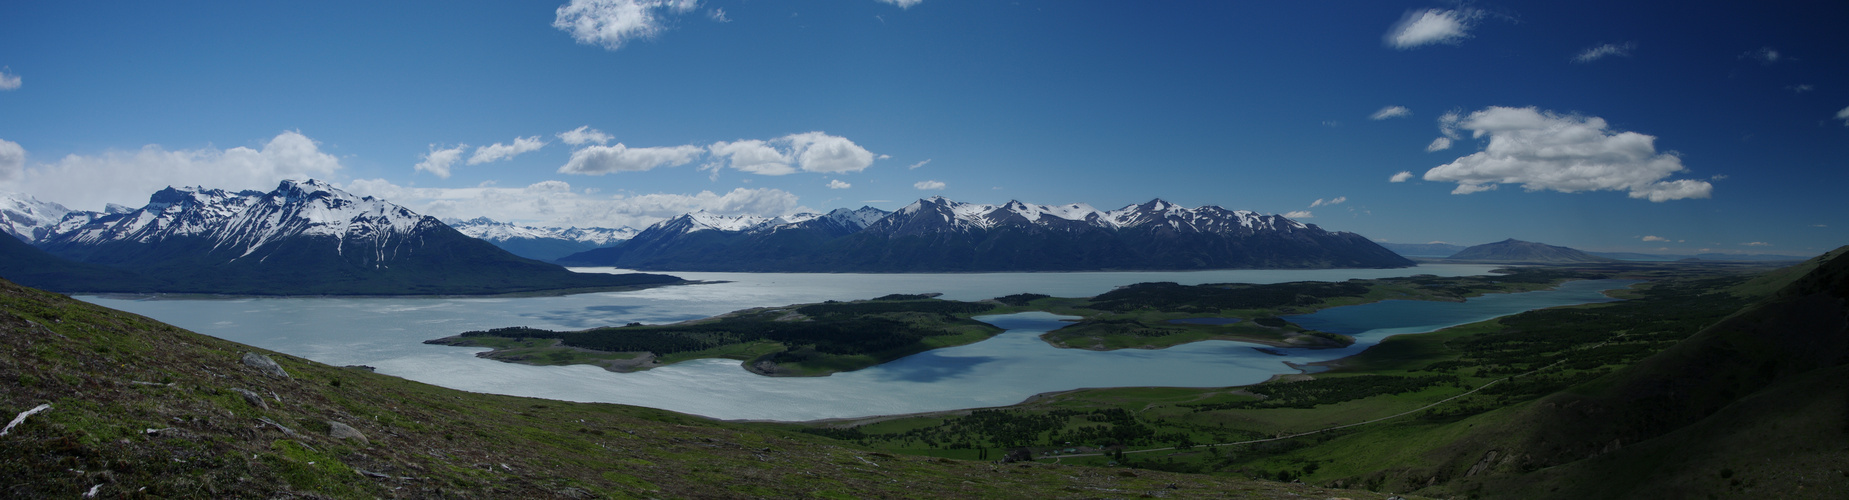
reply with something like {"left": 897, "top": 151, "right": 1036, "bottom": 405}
{"left": 1446, "top": 245, "right": 1849, "bottom": 498}
{"left": 0, "top": 278, "right": 1406, "bottom": 498}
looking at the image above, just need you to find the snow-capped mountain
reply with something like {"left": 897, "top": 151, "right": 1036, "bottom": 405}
{"left": 556, "top": 197, "right": 1411, "bottom": 272}
{"left": 447, "top": 217, "right": 638, "bottom": 261}
{"left": 32, "top": 180, "right": 681, "bottom": 295}
{"left": 0, "top": 191, "right": 75, "bottom": 243}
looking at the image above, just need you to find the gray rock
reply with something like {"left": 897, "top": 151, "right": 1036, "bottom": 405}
{"left": 230, "top": 388, "right": 268, "bottom": 410}
{"left": 241, "top": 352, "right": 291, "bottom": 379}
{"left": 328, "top": 421, "right": 368, "bottom": 445}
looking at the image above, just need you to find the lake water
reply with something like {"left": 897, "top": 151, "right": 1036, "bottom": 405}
{"left": 75, "top": 264, "right": 1631, "bottom": 421}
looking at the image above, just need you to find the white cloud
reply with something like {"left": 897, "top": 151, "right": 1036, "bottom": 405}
{"left": 0, "top": 68, "right": 19, "bottom": 91}
{"left": 1370, "top": 106, "right": 1412, "bottom": 120}
{"left": 558, "top": 143, "right": 703, "bottom": 175}
{"left": 1283, "top": 210, "right": 1314, "bottom": 219}
{"left": 557, "top": 126, "right": 614, "bottom": 146}
{"left": 1421, "top": 106, "right": 1713, "bottom": 202}
{"left": 1573, "top": 42, "right": 1636, "bottom": 63}
{"left": 827, "top": 179, "right": 851, "bottom": 189}
{"left": 1641, "top": 235, "right": 1669, "bottom": 242}
{"left": 552, "top": 0, "right": 699, "bottom": 51}
{"left": 1, "top": 131, "right": 342, "bottom": 211}
{"left": 1425, "top": 137, "right": 1453, "bottom": 152}
{"left": 1837, "top": 105, "right": 1849, "bottom": 126}
{"left": 0, "top": 139, "right": 22, "bottom": 182}
{"left": 1389, "top": 171, "right": 1414, "bottom": 183}
{"left": 914, "top": 180, "right": 945, "bottom": 190}
{"left": 1310, "top": 196, "right": 1347, "bottom": 208}
{"left": 468, "top": 136, "right": 547, "bottom": 165}
{"left": 1743, "top": 241, "right": 1771, "bottom": 247}
{"left": 415, "top": 144, "right": 468, "bottom": 179}
{"left": 1384, "top": 8, "right": 1481, "bottom": 49}
{"left": 707, "top": 8, "right": 730, "bottom": 22}
{"left": 1787, "top": 84, "right": 1814, "bottom": 93}
{"left": 907, "top": 159, "right": 931, "bottom": 170}
{"left": 705, "top": 132, "right": 876, "bottom": 176}
{"left": 1745, "top": 46, "right": 1783, "bottom": 64}
{"left": 877, "top": 0, "right": 923, "bottom": 8}
{"left": 344, "top": 179, "right": 805, "bottom": 229}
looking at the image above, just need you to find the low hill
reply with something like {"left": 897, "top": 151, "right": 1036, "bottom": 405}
{"left": 1377, "top": 242, "right": 1468, "bottom": 258}
{"left": 0, "top": 277, "right": 1401, "bottom": 498}
{"left": 1447, "top": 239, "right": 1614, "bottom": 263}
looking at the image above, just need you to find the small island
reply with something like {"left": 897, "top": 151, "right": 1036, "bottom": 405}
{"left": 427, "top": 267, "right": 1610, "bottom": 377}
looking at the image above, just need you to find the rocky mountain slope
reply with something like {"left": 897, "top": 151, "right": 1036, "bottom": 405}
{"left": 21, "top": 180, "right": 679, "bottom": 295}
{"left": 560, "top": 198, "right": 1413, "bottom": 272}
{"left": 446, "top": 217, "right": 638, "bottom": 261}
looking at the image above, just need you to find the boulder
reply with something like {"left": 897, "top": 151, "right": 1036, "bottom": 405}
{"left": 229, "top": 388, "right": 268, "bottom": 410}
{"left": 241, "top": 352, "right": 291, "bottom": 379}
{"left": 328, "top": 421, "right": 368, "bottom": 445}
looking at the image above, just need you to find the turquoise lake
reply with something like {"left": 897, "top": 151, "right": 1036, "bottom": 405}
{"left": 77, "top": 265, "right": 1634, "bottom": 421}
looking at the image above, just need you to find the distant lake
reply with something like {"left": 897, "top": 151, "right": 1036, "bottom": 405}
{"left": 75, "top": 264, "right": 1629, "bottom": 421}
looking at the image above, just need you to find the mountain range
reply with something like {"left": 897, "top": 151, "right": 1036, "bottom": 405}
{"left": 557, "top": 197, "right": 1413, "bottom": 272}
{"left": 2, "top": 180, "right": 678, "bottom": 295}
{"left": 444, "top": 217, "right": 637, "bottom": 261}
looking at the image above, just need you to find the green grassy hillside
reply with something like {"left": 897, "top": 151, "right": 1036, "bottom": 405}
{"left": 0, "top": 278, "right": 1405, "bottom": 499}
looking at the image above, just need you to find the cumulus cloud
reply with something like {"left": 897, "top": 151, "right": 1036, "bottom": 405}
{"left": 1837, "top": 105, "right": 1849, "bottom": 126}
{"left": 708, "top": 8, "right": 730, "bottom": 22}
{"left": 705, "top": 132, "right": 876, "bottom": 176}
{"left": 1573, "top": 42, "right": 1636, "bottom": 63}
{"left": 0, "top": 68, "right": 19, "bottom": 91}
{"left": 1310, "top": 197, "right": 1347, "bottom": 208}
{"left": 552, "top": 0, "right": 699, "bottom": 51}
{"left": 468, "top": 136, "right": 547, "bottom": 165}
{"left": 1384, "top": 8, "right": 1481, "bottom": 49}
{"left": 558, "top": 143, "right": 703, "bottom": 175}
{"left": 0, "top": 131, "right": 342, "bottom": 211}
{"left": 1389, "top": 171, "right": 1414, "bottom": 183}
{"left": 558, "top": 126, "right": 614, "bottom": 146}
{"left": 827, "top": 179, "right": 851, "bottom": 189}
{"left": 415, "top": 144, "right": 468, "bottom": 179}
{"left": 0, "top": 139, "right": 22, "bottom": 182}
{"left": 344, "top": 179, "right": 805, "bottom": 229}
{"left": 877, "top": 0, "right": 923, "bottom": 7}
{"left": 1370, "top": 106, "right": 1412, "bottom": 120}
{"left": 1641, "top": 235, "right": 1669, "bottom": 242}
{"left": 1284, "top": 210, "right": 1314, "bottom": 219}
{"left": 914, "top": 180, "right": 945, "bottom": 190}
{"left": 1421, "top": 106, "right": 1713, "bottom": 202}
{"left": 907, "top": 159, "right": 931, "bottom": 170}
{"left": 1426, "top": 137, "right": 1453, "bottom": 152}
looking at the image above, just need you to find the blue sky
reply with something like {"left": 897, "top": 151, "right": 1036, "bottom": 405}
{"left": 1, "top": 0, "right": 1845, "bottom": 256}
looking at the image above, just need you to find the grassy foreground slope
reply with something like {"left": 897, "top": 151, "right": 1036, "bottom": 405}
{"left": 0, "top": 278, "right": 1406, "bottom": 499}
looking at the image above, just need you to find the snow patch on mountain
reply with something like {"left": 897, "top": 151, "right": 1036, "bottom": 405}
{"left": 449, "top": 217, "right": 638, "bottom": 245}
{"left": 0, "top": 191, "right": 74, "bottom": 242}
